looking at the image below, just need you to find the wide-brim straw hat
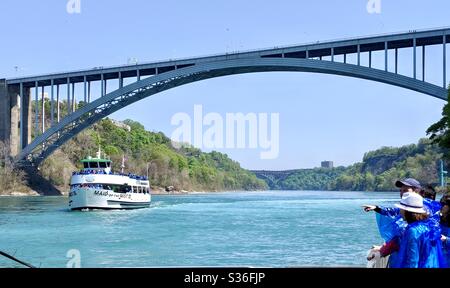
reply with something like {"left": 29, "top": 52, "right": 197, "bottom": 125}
{"left": 394, "top": 192, "right": 427, "bottom": 214}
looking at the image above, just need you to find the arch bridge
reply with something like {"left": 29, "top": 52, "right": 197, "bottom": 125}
{"left": 1, "top": 27, "right": 449, "bottom": 166}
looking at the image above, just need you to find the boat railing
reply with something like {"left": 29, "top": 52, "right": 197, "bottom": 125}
{"left": 72, "top": 170, "right": 149, "bottom": 181}
{"left": 71, "top": 183, "right": 151, "bottom": 194}
{"left": 73, "top": 170, "right": 111, "bottom": 176}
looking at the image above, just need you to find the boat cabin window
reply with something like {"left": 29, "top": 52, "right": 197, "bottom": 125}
{"left": 120, "top": 185, "right": 132, "bottom": 193}
{"left": 82, "top": 160, "right": 111, "bottom": 169}
{"left": 89, "top": 162, "right": 99, "bottom": 169}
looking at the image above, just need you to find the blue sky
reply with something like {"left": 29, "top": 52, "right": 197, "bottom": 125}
{"left": 1, "top": 0, "right": 449, "bottom": 170}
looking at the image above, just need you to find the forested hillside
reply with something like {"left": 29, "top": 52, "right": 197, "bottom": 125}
{"left": 257, "top": 139, "right": 446, "bottom": 191}
{"left": 38, "top": 118, "right": 267, "bottom": 193}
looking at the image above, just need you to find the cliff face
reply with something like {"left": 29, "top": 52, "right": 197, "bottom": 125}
{"left": 360, "top": 142, "right": 427, "bottom": 175}
{"left": 361, "top": 155, "right": 400, "bottom": 176}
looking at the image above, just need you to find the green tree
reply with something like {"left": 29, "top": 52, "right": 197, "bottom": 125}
{"left": 427, "top": 88, "right": 450, "bottom": 156}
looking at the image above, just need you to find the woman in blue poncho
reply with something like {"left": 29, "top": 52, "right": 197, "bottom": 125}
{"left": 363, "top": 178, "right": 423, "bottom": 267}
{"left": 390, "top": 192, "right": 446, "bottom": 268}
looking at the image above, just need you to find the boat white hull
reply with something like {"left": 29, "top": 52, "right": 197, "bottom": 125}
{"left": 69, "top": 188, "right": 151, "bottom": 211}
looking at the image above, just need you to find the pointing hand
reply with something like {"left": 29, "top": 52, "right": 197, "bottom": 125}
{"left": 362, "top": 205, "right": 377, "bottom": 212}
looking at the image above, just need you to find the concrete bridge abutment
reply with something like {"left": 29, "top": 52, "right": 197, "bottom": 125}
{"left": 0, "top": 80, "right": 32, "bottom": 157}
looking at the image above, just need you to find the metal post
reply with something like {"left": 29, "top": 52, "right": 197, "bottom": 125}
{"left": 56, "top": 83, "right": 60, "bottom": 138}
{"left": 441, "top": 159, "right": 448, "bottom": 187}
{"left": 344, "top": 54, "right": 346, "bottom": 64}
{"left": 41, "top": 85, "right": 45, "bottom": 133}
{"left": 72, "top": 82, "right": 75, "bottom": 112}
{"left": 306, "top": 49, "right": 309, "bottom": 59}
{"left": 413, "top": 38, "right": 417, "bottom": 79}
{"left": 422, "top": 46, "right": 426, "bottom": 82}
{"left": 105, "top": 80, "right": 107, "bottom": 95}
{"left": 357, "top": 45, "right": 360, "bottom": 66}
{"left": 119, "top": 72, "right": 123, "bottom": 88}
{"left": 50, "top": 80, "right": 54, "bottom": 126}
{"left": 19, "top": 82, "right": 24, "bottom": 150}
{"left": 444, "top": 35, "right": 447, "bottom": 88}
{"left": 88, "top": 82, "right": 91, "bottom": 103}
{"left": 83, "top": 76, "right": 87, "bottom": 103}
{"left": 35, "top": 82, "right": 39, "bottom": 136}
{"left": 67, "top": 78, "right": 70, "bottom": 115}
{"left": 385, "top": 42, "right": 388, "bottom": 71}
{"left": 369, "top": 51, "right": 372, "bottom": 68}
{"left": 101, "top": 74, "right": 104, "bottom": 96}
{"left": 331, "top": 47, "right": 334, "bottom": 62}
{"left": 395, "top": 48, "right": 398, "bottom": 74}
{"left": 137, "top": 69, "right": 141, "bottom": 81}
{"left": 56, "top": 85, "right": 60, "bottom": 123}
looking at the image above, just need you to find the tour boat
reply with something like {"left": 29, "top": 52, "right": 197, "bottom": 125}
{"left": 69, "top": 150, "right": 151, "bottom": 211}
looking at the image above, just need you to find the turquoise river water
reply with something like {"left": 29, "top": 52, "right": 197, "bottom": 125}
{"left": 0, "top": 191, "right": 400, "bottom": 268}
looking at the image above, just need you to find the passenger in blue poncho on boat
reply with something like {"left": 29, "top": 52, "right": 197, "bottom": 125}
{"left": 363, "top": 178, "right": 443, "bottom": 267}
{"left": 389, "top": 192, "right": 446, "bottom": 268}
{"left": 440, "top": 193, "right": 450, "bottom": 266}
{"left": 364, "top": 179, "right": 441, "bottom": 218}
{"left": 420, "top": 184, "right": 442, "bottom": 223}
{"left": 364, "top": 178, "right": 422, "bottom": 267}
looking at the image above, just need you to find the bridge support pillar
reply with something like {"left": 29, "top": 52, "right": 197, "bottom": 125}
{"left": 8, "top": 85, "right": 20, "bottom": 156}
{"left": 0, "top": 79, "right": 8, "bottom": 146}
{"left": 0, "top": 80, "right": 31, "bottom": 156}
{"left": 21, "top": 86, "right": 32, "bottom": 150}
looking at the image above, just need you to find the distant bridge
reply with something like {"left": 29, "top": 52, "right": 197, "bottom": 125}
{"left": 1, "top": 27, "right": 449, "bottom": 166}
{"left": 251, "top": 170, "right": 302, "bottom": 181}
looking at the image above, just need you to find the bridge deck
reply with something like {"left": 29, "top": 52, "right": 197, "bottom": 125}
{"left": 6, "top": 27, "right": 450, "bottom": 88}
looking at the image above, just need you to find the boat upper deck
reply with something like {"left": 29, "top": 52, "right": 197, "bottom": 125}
{"left": 72, "top": 170, "right": 149, "bottom": 181}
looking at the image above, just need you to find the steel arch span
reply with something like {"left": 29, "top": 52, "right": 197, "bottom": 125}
{"left": 17, "top": 57, "right": 448, "bottom": 166}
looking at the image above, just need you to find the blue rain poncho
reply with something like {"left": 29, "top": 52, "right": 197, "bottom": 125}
{"left": 376, "top": 207, "right": 406, "bottom": 242}
{"left": 376, "top": 211, "right": 405, "bottom": 242}
{"left": 375, "top": 200, "right": 441, "bottom": 243}
{"left": 374, "top": 201, "right": 443, "bottom": 268}
{"left": 423, "top": 199, "right": 442, "bottom": 222}
{"left": 390, "top": 219, "right": 446, "bottom": 268}
{"left": 442, "top": 225, "right": 450, "bottom": 267}
{"left": 374, "top": 207, "right": 406, "bottom": 268}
